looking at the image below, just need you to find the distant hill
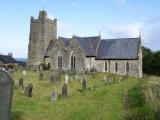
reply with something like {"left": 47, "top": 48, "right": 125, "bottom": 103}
{"left": 15, "top": 58, "right": 27, "bottom": 63}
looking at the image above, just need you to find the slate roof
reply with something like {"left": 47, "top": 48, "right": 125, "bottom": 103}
{"left": 74, "top": 36, "right": 100, "bottom": 56}
{"left": 44, "top": 36, "right": 140, "bottom": 60}
{"left": 0, "top": 55, "right": 17, "bottom": 64}
{"left": 59, "top": 37, "right": 70, "bottom": 46}
{"left": 96, "top": 38, "right": 140, "bottom": 60}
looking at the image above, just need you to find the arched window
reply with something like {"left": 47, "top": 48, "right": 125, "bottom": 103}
{"left": 57, "top": 51, "right": 62, "bottom": 69}
{"left": 126, "top": 62, "right": 129, "bottom": 73}
{"left": 71, "top": 52, "right": 76, "bottom": 69}
{"left": 105, "top": 62, "right": 107, "bottom": 71}
{"left": 115, "top": 62, "right": 118, "bottom": 72}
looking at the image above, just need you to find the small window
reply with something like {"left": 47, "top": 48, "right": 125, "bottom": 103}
{"left": 105, "top": 62, "right": 107, "bottom": 71}
{"left": 126, "top": 62, "right": 129, "bottom": 73}
{"left": 58, "top": 51, "right": 62, "bottom": 69}
{"left": 71, "top": 52, "right": 76, "bottom": 69}
{"left": 115, "top": 62, "right": 118, "bottom": 72}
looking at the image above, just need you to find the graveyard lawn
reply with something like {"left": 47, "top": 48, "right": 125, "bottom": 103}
{"left": 11, "top": 71, "right": 140, "bottom": 120}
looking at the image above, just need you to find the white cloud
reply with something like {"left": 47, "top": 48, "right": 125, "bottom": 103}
{"left": 71, "top": 0, "right": 81, "bottom": 7}
{"left": 114, "top": 0, "right": 134, "bottom": 12}
{"left": 101, "top": 22, "right": 142, "bottom": 38}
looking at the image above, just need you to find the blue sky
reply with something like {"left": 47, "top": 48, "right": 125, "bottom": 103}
{"left": 0, "top": 0, "right": 160, "bottom": 58}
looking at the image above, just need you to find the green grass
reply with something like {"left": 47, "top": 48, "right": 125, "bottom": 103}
{"left": 126, "top": 75, "right": 160, "bottom": 120}
{"left": 11, "top": 71, "right": 140, "bottom": 120}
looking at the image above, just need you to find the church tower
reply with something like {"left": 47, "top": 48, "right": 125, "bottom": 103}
{"left": 28, "top": 10, "right": 57, "bottom": 65}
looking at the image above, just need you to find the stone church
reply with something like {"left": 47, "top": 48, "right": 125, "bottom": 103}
{"left": 28, "top": 10, "right": 142, "bottom": 78}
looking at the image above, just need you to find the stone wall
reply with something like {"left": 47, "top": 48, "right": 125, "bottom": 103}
{"left": 46, "top": 38, "right": 85, "bottom": 72}
{"left": 28, "top": 11, "right": 57, "bottom": 65}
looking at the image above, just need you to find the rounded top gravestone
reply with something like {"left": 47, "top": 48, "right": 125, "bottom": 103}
{"left": 0, "top": 71, "right": 14, "bottom": 120}
{"left": 0, "top": 71, "right": 12, "bottom": 83}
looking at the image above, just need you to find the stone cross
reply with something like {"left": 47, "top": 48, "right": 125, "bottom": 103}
{"left": 24, "top": 83, "right": 33, "bottom": 97}
{"left": 61, "top": 83, "right": 67, "bottom": 99}
{"left": 65, "top": 74, "right": 69, "bottom": 84}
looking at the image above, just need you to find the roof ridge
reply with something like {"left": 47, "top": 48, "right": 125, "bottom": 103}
{"left": 102, "top": 37, "right": 140, "bottom": 41}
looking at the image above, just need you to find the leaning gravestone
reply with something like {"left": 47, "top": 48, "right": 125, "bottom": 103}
{"left": 61, "top": 83, "right": 67, "bottom": 99}
{"left": 24, "top": 83, "right": 33, "bottom": 97}
{"left": 0, "top": 71, "right": 14, "bottom": 120}
{"left": 19, "top": 78, "right": 24, "bottom": 87}
{"left": 82, "top": 78, "right": 87, "bottom": 91}
{"left": 51, "top": 90, "right": 57, "bottom": 102}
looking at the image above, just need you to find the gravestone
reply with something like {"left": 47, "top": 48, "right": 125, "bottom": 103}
{"left": 50, "top": 74, "right": 54, "bottom": 82}
{"left": 108, "top": 77, "right": 112, "bottom": 85}
{"left": 0, "top": 71, "right": 14, "bottom": 120}
{"left": 19, "top": 78, "right": 24, "bottom": 87}
{"left": 24, "top": 83, "right": 33, "bottom": 97}
{"left": 156, "top": 84, "right": 160, "bottom": 99}
{"left": 22, "top": 70, "right": 26, "bottom": 76}
{"left": 90, "top": 85, "right": 95, "bottom": 93}
{"left": 39, "top": 65, "right": 43, "bottom": 72}
{"left": 39, "top": 72, "right": 43, "bottom": 80}
{"left": 65, "top": 74, "right": 69, "bottom": 84}
{"left": 61, "top": 83, "right": 67, "bottom": 99}
{"left": 51, "top": 90, "right": 57, "bottom": 102}
{"left": 82, "top": 78, "right": 86, "bottom": 91}
{"left": 50, "top": 72, "right": 59, "bottom": 82}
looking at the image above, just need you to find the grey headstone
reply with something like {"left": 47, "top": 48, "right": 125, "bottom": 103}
{"left": 108, "top": 77, "right": 112, "bottom": 85}
{"left": 61, "top": 83, "right": 67, "bottom": 99}
{"left": 39, "top": 72, "right": 43, "bottom": 80}
{"left": 50, "top": 72, "right": 58, "bottom": 82}
{"left": 156, "top": 84, "right": 160, "bottom": 98}
{"left": 51, "top": 90, "right": 57, "bottom": 102}
{"left": 24, "top": 83, "right": 33, "bottom": 97}
{"left": 0, "top": 71, "right": 14, "bottom": 120}
{"left": 82, "top": 78, "right": 86, "bottom": 91}
{"left": 19, "top": 78, "right": 24, "bottom": 87}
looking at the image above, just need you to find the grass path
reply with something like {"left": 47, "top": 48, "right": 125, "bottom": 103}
{"left": 11, "top": 71, "right": 140, "bottom": 120}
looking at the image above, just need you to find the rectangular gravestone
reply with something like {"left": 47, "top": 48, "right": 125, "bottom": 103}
{"left": 0, "top": 71, "right": 14, "bottom": 120}
{"left": 39, "top": 72, "right": 43, "bottom": 80}
{"left": 82, "top": 78, "right": 86, "bottom": 91}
